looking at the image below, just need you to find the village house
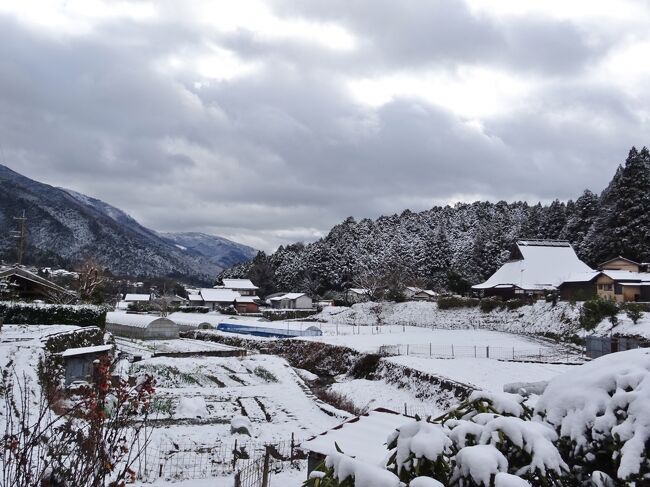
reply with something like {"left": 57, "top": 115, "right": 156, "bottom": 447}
{"left": 269, "top": 292, "right": 313, "bottom": 309}
{"left": 559, "top": 256, "right": 650, "bottom": 303}
{"left": 347, "top": 288, "right": 371, "bottom": 303}
{"left": 0, "top": 265, "right": 76, "bottom": 302}
{"left": 404, "top": 286, "right": 438, "bottom": 301}
{"left": 220, "top": 278, "right": 259, "bottom": 296}
{"left": 473, "top": 240, "right": 594, "bottom": 300}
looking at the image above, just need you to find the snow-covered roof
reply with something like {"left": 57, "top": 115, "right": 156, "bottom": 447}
{"left": 106, "top": 312, "right": 175, "bottom": 329}
{"left": 349, "top": 288, "right": 370, "bottom": 295}
{"left": 269, "top": 293, "right": 307, "bottom": 301}
{"left": 187, "top": 294, "right": 203, "bottom": 302}
{"left": 200, "top": 288, "right": 241, "bottom": 302}
{"left": 124, "top": 293, "right": 150, "bottom": 301}
{"left": 222, "top": 279, "right": 258, "bottom": 290}
{"left": 235, "top": 296, "right": 260, "bottom": 303}
{"left": 301, "top": 409, "right": 413, "bottom": 464}
{"left": 60, "top": 344, "right": 113, "bottom": 358}
{"left": 601, "top": 270, "right": 650, "bottom": 282}
{"left": 0, "top": 266, "right": 74, "bottom": 295}
{"left": 473, "top": 241, "right": 593, "bottom": 290}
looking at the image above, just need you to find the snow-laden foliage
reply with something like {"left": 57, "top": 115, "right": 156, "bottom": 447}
{"left": 224, "top": 148, "right": 650, "bottom": 294}
{"left": 305, "top": 349, "right": 650, "bottom": 487}
{"left": 535, "top": 348, "right": 650, "bottom": 482}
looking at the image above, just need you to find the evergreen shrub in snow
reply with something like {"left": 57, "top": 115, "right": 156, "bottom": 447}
{"left": 305, "top": 349, "right": 650, "bottom": 487}
{"left": 437, "top": 297, "right": 480, "bottom": 310}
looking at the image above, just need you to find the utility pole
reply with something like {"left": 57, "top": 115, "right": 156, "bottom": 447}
{"left": 11, "top": 210, "right": 27, "bottom": 265}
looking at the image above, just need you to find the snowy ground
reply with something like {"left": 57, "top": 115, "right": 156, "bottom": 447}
{"left": 314, "top": 301, "right": 582, "bottom": 336}
{"left": 298, "top": 326, "right": 559, "bottom": 353}
{"left": 594, "top": 310, "right": 650, "bottom": 339}
{"left": 387, "top": 355, "right": 574, "bottom": 392}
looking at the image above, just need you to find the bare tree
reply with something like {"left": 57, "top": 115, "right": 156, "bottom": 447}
{"left": 352, "top": 269, "right": 384, "bottom": 302}
{"left": 149, "top": 296, "right": 176, "bottom": 317}
{"left": 75, "top": 258, "right": 108, "bottom": 302}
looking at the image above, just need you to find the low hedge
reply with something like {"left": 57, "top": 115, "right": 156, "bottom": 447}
{"left": 0, "top": 302, "right": 107, "bottom": 328}
{"left": 437, "top": 296, "right": 480, "bottom": 310}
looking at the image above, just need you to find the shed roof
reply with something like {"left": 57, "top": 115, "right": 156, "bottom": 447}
{"left": 124, "top": 293, "right": 151, "bottom": 301}
{"left": 200, "top": 288, "right": 241, "bottom": 302}
{"left": 301, "top": 409, "right": 412, "bottom": 464}
{"left": 599, "top": 256, "right": 641, "bottom": 268}
{"left": 222, "top": 279, "right": 258, "bottom": 290}
{"left": 235, "top": 296, "right": 260, "bottom": 303}
{"left": 269, "top": 293, "right": 307, "bottom": 301}
{"left": 60, "top": 344, "right": 113, "bottom": 358}
{"left": 473, "top": 241, "right": 593, "bottom": 290}
{"left": 187, "top": 294, "right": 203, "bottom": 302}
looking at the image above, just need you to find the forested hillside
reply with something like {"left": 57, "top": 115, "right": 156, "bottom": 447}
{"left": 221, "top": 147, "right": 650, "bottom": 296}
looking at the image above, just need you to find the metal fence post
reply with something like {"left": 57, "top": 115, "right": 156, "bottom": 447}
{"left": 429, "top": 342, "right": 432, "bottom": 357}
{"left": 407, "top": 344, "right": 410, "bottom": 355}
{"left": 486, "top": 346, "right": 489, "bottom": 358}
{"left": 451, "top": 344, "right": 454, "bottom": 358}
{"left": 474, "top": 345, "right": 476, "bottom": 358}
{"left": 512, "top": 347, "right": 515, "bottom": 360}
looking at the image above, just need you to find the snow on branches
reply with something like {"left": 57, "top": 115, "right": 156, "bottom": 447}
{"left": 305, "top": 349, "right": 650, "bottom": 486}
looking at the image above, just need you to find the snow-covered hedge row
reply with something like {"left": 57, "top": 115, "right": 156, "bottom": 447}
{"left": 305, "top": 349, "right": 650, "bottom": 486}
{"left": 0, "top": 301, "right": 107, "bottom": 328}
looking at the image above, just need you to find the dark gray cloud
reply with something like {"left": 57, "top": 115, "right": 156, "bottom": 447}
{"left": 0, "top": 1, "right": 648, "bottom": 251}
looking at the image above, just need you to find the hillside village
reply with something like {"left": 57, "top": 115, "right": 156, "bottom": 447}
{"left": 2, "top": 232, "right": 650, "bottom": 486}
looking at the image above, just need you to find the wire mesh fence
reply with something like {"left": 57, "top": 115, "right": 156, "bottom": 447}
{"left": 377, "top": 343, "right": 585, "bottom": 363}
{"left": 138, "top": 437, "right": 300, "bottom": 482}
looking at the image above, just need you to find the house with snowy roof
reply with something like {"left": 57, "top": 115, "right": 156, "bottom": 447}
{"left": 220, "top": 278, "right": 259, "bottom": 296}
{"left": 473, "top": 240, "right": 594, "bottom": 299}
{"left": 404, "top": 286, "right": 438, "bottom": 301}
{"left": 198, "top": 286, "right": 261, "bottom": 313}
{"left": 559, "top": 256, "right": 650, "bottom": 303}
{"left": 269, "top": 292, "right": 313, "bottom": 309}
{"left": 0, "top": 265, "right": 76, "bottom": 302}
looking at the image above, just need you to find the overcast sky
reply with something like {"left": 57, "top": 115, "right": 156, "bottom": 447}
{"left": 1, "top": 1, "right": 649, "bottom": 251}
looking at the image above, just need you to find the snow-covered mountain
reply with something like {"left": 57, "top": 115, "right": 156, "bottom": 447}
{"left": 0, "top": 164, "right": 256, "bottom": 283}
{"left": 158, "top": 232, "right": 257, "bottom": 270}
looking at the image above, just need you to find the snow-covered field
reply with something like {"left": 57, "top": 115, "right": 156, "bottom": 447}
{"left": 299, "top": 326, "right": 558, "bottom": 353}
{"left": 387, "top": 356, "right": 573, "bottom": 392}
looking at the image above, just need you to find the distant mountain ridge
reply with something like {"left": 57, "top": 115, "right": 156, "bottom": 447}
{"left": 0, "top": 164, "right": 256, "bottom": 283}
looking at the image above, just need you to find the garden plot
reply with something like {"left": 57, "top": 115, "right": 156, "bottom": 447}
{"left": 134, "top": 354, "right": 345, "bottom": 447}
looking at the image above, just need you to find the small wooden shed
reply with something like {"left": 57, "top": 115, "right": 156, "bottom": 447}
{"left": 60, "top": 344, "right": 113, "bottom": 385}
{"left": 106, "top": 313, "right": 179, "bottom": 340}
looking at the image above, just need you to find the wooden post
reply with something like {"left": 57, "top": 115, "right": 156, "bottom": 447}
{"left": 451, "top": 344, "right": 454, "bottom": 358}
{"left": 486, "top": 346, "right": 489, "bottom": 358}
{"left": 512, "top": 347, "right": 515, "bottom": 360}
{"left": 291, "top": 433, "right": 295, "bottom": 461}
{"left": 406, "top": 344, "right": 410, "bottom": 355}
{"left": 261, "top": 447, "right": 271, "bottom": 487}
{"left": 404, "top": 402, "right": 407, "bottom": 415}
{"left": 429, "top": 342, "right": 432, "bottom": 357}
{"left": 474, "top": 345, "right": 476, "bottom": 358}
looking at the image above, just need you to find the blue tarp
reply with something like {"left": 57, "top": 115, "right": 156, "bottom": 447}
{"left": 216, "top": 322, "right": 322, "bottom": 338}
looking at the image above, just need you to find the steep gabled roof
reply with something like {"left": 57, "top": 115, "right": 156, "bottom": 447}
{"left": 0, "top": 266, "right": 74, "bottom": 295}
{"left": 599, "top": 256, "right": 641, "bottom": 268}
{"left": 473, "top": 241, "right": 593, "bottom": 291}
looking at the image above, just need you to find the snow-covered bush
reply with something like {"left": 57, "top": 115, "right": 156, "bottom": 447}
{"left": 305, "top": 349, "right": 650, "bottom": 487}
